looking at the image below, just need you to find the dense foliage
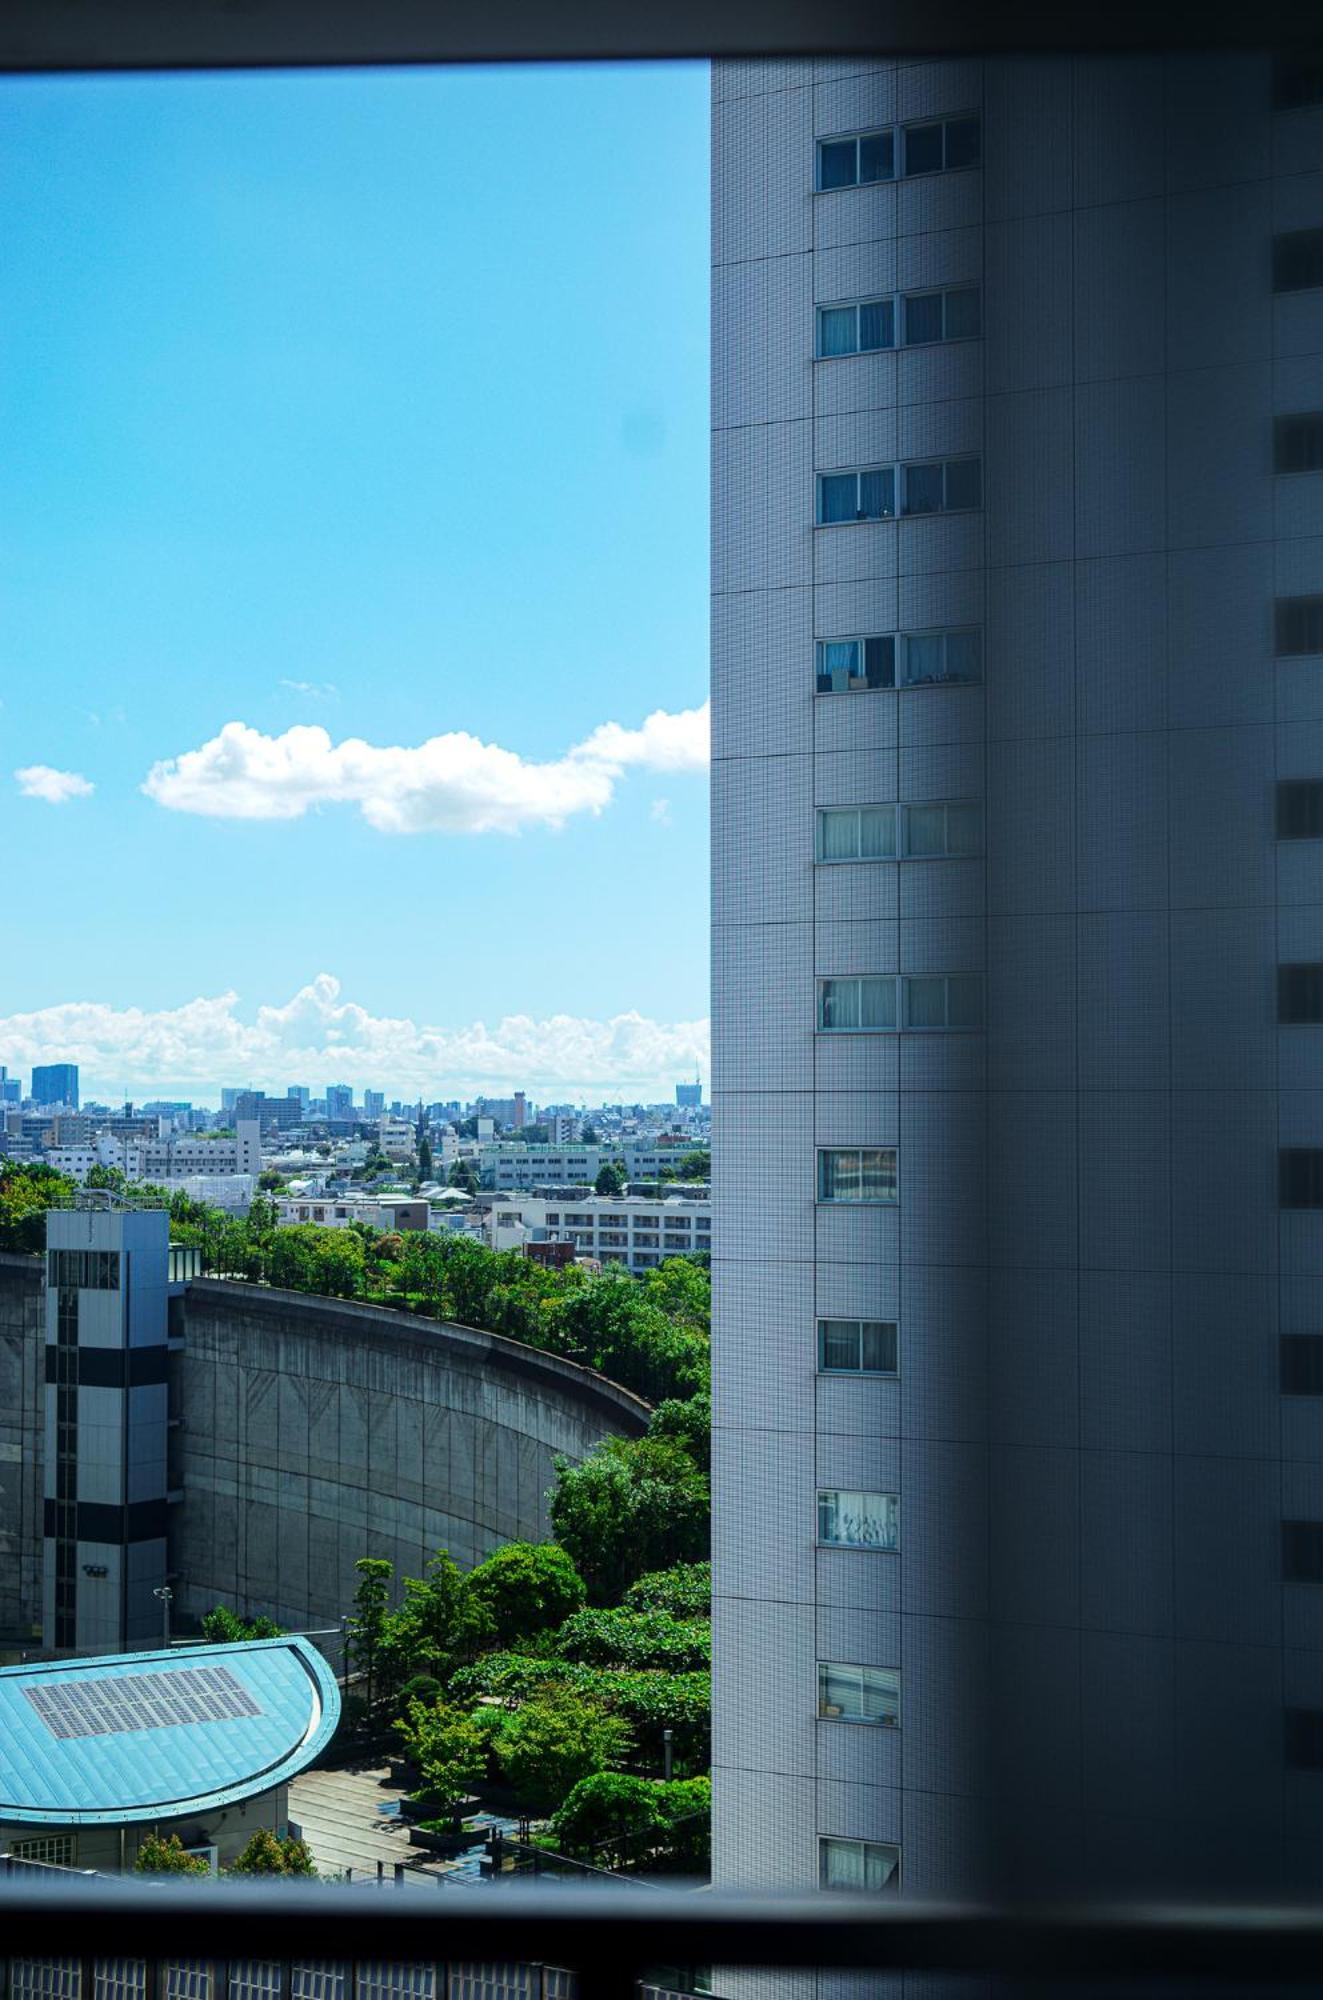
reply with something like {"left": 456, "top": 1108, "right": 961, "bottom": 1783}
{"left": 549, "top": 1772, "right": 711, "bottom": 1872}
{"left": 394, "top": 1697, "right": 488, "bottom": 1819}
{"left": 624, "top": 1562, "right": 711, "bottom": 1619}
{"left": 553, "top": 1607, "right": 710, "bottom": 1671}
{"left": 0, "top": 1164, "right": 76, "bottom": 1253}
{"left": 226, "top": 1829, "right": 317, "bottom": 1876}
{"left": 200, "top": 1605, "right": 284, "bottom": 1643}
{"left": 465, "top": 1541, "right": 586, "bottom": 1647}
{"left": 133, "top": 1833, "right": 210, "bottom": 1876}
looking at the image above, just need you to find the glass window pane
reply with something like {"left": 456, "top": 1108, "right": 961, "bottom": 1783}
{"left": 858, "top": 807, "right": 896, "bottom": 858}
{"left": 944, "top": 286, "right": 981, "bottom": 339}
{"left": 863, "top": 635, "right": 895, "bottom": 688}
{"left": 902, "top": 292, "right": 943, "bottom": 346}
{"left": 818, "top": 473, "right": 858, "bottom": 524}
{"left": 819, "top": 1320, "right": 862, "bottom": 1372}
{"left": 818, "top": 809, "right": 860, "bottom": 862}
{"left": 859, "top": 977, "right": 897, "bottom": 1029}
{"left": 904, "top": 804, "right": 945, "bottom": 857}
{"left": 945, "top": 802, "right": 983, "bottom": 855}
{"left": 819, "top": 979, "right": 860, "bottom": 1031}
{"left": 821, "top": 1839, "right": 865, "bottom": 1891}
{"left": 944, "top": 629, "right": 982, "bottom": 682}
{"left": 946, "top": 974, "right": 983, "bottom": 1028}
{"left": 857, "top": 131, "right": 894, "bottom": 183}
{"left": 860, "top": 1667, "right": 901, "bottom": 1724}
{"left": 860, "top": 1321, "right": 899, "bottom": 1374}
{"left": 857, "top": 467, "right": 894, "bottom": 519}
{"left": 820, "top": 639, "right": 861, "bottom": 691}
{"left": 858, "top": 298, "right": 894, "bottom": 351}
{"left": 819, "top": 1663, "right": 861, "bottom": 1715}
{"left": 864, "top": 1843, "right": 901, "bottom": 1892}
{"left": 819, "top": 1150, "right": 861, "bottom": 1202}
{"left": 818, "top": 139, "right": 858, "bottom": 190}
{"left": 902, "top": 462, "right": 943, "bottom": 515}
{"left": 903, "top": 633, "right": 944, "bottom": 684}
{"left": 944, "top": 117, "right": 981, "bottom": 169}
{"left": 903, "top": 122, "right": 943, "bottom": 175}
{"left": 944, "top": 457, "right": 982, "bottom": 512}
{"left": 905, "top": 975, "right": 947, "bottom": 1028}
{"left": 860, "top": 1149, "right": 897, "bottom": 1201}
{"left": 818, "top": 306, "right": 858, "bottom": 358}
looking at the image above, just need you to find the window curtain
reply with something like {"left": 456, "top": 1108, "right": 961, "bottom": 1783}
{"left": 858, "top": 298, "right": 894, "bottom": 351}
{"left": 819, "top": 810, "right": 861, "bottom": 862}
{"left": 818, "top": 306, "right": 857, "bottom": 358}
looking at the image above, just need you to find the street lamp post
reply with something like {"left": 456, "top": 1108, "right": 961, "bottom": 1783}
{"left": 153, "top": 1584, "right": 173, "bottom": 1648}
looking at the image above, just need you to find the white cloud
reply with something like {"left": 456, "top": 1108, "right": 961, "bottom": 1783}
{"left": 650, "top": 797, "right": 672, "bottom": 826}
{"left": 279, "top": 679, "right": 338, "bottom": 700}
{"left": 141, "top": 701, "right": 709, "bottom": 837}
{"left": 0, "top": 975, "right": 709, "bottom": 1102}
{"left": 15, "top": 765, "right": 94, "bottom": 804}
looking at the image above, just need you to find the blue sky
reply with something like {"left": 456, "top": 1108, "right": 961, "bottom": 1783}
{"left": 0, "top": 62, "right": 711, "bottom": 1103}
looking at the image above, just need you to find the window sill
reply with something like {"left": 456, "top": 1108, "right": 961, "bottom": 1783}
{"left": 817, "top": 1540, "right": 900, "bottom": 1554}
{"left": 818, "top": 1368, "right": 900, "bottom": 1380}
{"left": 815, "top": 1200, "right": 899, "bottom": 1209}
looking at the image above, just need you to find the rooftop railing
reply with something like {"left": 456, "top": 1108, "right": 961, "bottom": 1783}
{"left": 7, "top": 1880, "right": 1323, "bottom": 2000}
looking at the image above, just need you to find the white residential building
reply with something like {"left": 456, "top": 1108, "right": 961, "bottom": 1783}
{"left": 482, "top": 1193, "right": 711, "bottom": 1272}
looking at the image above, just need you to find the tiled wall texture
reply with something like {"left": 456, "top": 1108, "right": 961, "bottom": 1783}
{"left": 711, "top": 50, "right": 1323, "bottom": 1935}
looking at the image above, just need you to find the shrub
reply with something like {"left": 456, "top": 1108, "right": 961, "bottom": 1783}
{"left": 493, "top": 1686, "right": 632, "bottom": 1816}
{"left": 393, "top": 1698, "right": 487, "bottom": 1820}
{"left": 466, "top": 1542, "right": 586, "bottom": 1648}
{"left": 200, "top": 1605, "right": 284, "bottom": 1643}
{"left": 550, "top": 1435, "right": 708, "bottom": 1604}
{"left": 225, "top": 1829, "right": 316, "bottom": 1876}
{"left": 450, "top": 1655, "right": 710, "bottom": 1774}
{"left": 624, "top": 1563, "right": 711, "bottom": 1620}
{"left": 134, "top": 1833, "right": 210, "bottom": 1876}
{"left": 550, "top": 1772, "right": 711, "bottom": 1873}
{"left": 553, "top": 1607, "right": 710, "bottom": 1672}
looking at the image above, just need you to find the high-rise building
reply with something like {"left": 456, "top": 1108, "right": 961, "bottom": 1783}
{"left": 288, "top": 1085, "right": 310, "bottom": 1108}
{"left": 676, "top": 1080, "right": 703, "bottom": 1108}
{"left": 0, "top": 1067, "right": 19, "bottom": 1107}
{"left": 325, "top": 1083, "right": 354, "bottom": 1121}
{"left": 363, "top": 1089, "right": 385, "bottom": 1120}
{"left": 711, "top": 52, "right": 1323, "bottom": 1919}
{"left": 31, "top": 1063, "right": 78, "bottom": 1109}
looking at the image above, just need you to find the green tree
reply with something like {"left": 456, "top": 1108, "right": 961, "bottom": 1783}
{"left": 552, "top": 1607, "right": 710, "bottom": 1672}
{"left": 417, "top": 1136, "right": 433, "bottom": 1182}
{"left": 550, "top": 1434, "right": 709, "bottom": 1604}
{"left": 593, "top": 1160, "right": 628, "bottom": 1198}
{"left": 378, "top": 1550, "right": 489, "bottom": 1697}
{"left": 134, "top": 1833, "right": 211, "bottom": 1876}
{"left": 0, "top": 1165, "right": 75, "bottom": 1253}
{"left": 623, "top": 1563, "right": 711, "bottom": 1620}
{"left": 200, "top": 1604, "right": 284, "bottom": 1643}
{"left": 393, "top": 1697, "right": 488, "bottom": 1820}
{"left": 86, "top": 1163, "right": 128, "bottom": 1194}
{"left": 549, "top": 1772, "right": 710, "bottom": 1872}
{"left": 646, "top": 1394, "right": 711, "bottom": 1475}
{"left": 493, "top": 1685, "right": 631, "bottom": 1815}
{"left": 466, "top": 1542, "right": 586, "bottom": 1649}
{"left": 347, "top": 1557, "right": 393, "bottom": 1710}
{"left": 677, "top": 1150, "right": 710, "bottom": 1181}
{"left": 448, "top": 1159, "right": 480, "bottom": 1196}
{"left": 581, "top": 1125, "right": 600, "bottom": 1144}
{"left": 257, "top": 1168, "right": 285, "bottom": 1192}
{"left": 225, "top": 1829, "right": 316, "bottom": 1876}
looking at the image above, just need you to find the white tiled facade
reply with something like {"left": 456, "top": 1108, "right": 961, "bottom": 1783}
{"left": 711, "top": 50, "right": 1323, "bottom": 1943}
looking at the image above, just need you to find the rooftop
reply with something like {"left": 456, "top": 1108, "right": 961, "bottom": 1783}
{"left": 0, "top": 1637, "right": 340, "bottom": 1826}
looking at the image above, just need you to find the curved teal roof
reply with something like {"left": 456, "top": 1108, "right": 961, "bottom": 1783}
{"left": 0, "top": 1637, "right": 340, "bottom": 1826}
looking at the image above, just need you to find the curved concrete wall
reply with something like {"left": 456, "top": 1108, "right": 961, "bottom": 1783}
{"left": 0, "top": 1257, "right": 649, "bottom": 1646}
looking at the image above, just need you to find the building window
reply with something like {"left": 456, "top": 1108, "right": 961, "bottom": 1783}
{"left": 816, "top": 129, "right": 895, "bottom": 190}
{"left": 902, "top": 800, "right": 983, "bottom": 858}
{"left": 1278, "top": 780, "right": 1323, "bottom": 840}
{"left": 818, "top": 977, "right": 899, "bottom": 1032}
{"left": 1276, "top": 413, "right": 1323, "bottom": 473}
{"left": 816, "top": 286, "right": 980, "bottom": 359}
{"left": 902, "top": 285, "right": 981, "bottom": 345}
{"left": 47, "top": 1249, "right": 119, "bottom": 1289}
{"left": 1281, "top": 1336, "right": 1323, "bottom": 1394}
{"left": 1275, "top": 54, "right": 1323, "bottom": 109}
{"left": 8, "top": 1834, "right": 77, "bottom": 1868}
{"left": 818, "top": 1488, "right": 900, "bottom": 1551}
{"left": 817, "top": 806, "right": 898, "bottom": 862}
{"left": 819, "top": 1662, "right": 900, "bottom": 1726}
{"left": 1284, "top": 1519, "right": 1323, "bottom": 1579}
{"left": 820, "top": 1836, "right": 901, "bottom": 1894}
{"left": 817, "top": 1148, "right": 898, "bottom": 1204}
{"left": 901, "top": 456, "right": 982, "bottom": 515}
{"left": 816, "top": 297, "right": 895, "bottom": 357}
{"left": 1286, "top": 1708, "right": 1323, "bottom": 1769}
{"left": 817, "top": 457, "right": 982, "bottom": 525}
{"left": 817, "top": 467, "right": 895, "bottom": 524}
{"left": 902, "top": 114, "right": 980, "bottom": 175}
{"left": 1281, "top": 1148, "right": 1323, "bottom": 1208}
{"left": 1280, "top": 965, "right": 1323, "bottom": 1023}
{"left": 1277, "top": 596, "right": 1323, "bottom": 654}
{"left": 901, "top": 627, "right": 983, "bottom": 687}
{"left": 818, "top": 1318, "right": 899, "bottom": 1375}
{"left": 816, "top": 635, "right": 896, "bottom": 693}
{"left": 902, "top": 972, "right": 984, "bottom": 1029}
{"left": 1274, "top": 228, "right": 1323, "bottom": 293}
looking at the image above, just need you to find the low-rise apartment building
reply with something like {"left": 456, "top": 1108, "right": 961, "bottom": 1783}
{"left": 483, "top": 1191, "right": 711, "bottom": 1271}
{"left": 476, "top": 1140, "right": 705, "bottom": 1191}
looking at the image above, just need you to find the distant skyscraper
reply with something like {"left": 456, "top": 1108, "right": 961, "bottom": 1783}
{"left": 325, "top": 1084, "right": 353, "bottom": 1121}
{"left": 676, "top": 1080, "right": 703, "bottom": 1108}
{"left": 220, "top": 1088, "right": 240, "bottom": 1114}
{"left": 288, "top": 1085, "right": 310, "bottom": 1108}
{"left": 513, "top": 1091, "right": 528, "bottom": 1129}
{"left": 363, "top": 1090, "right": 385, "bottom": 1120}
{"left": 0, "top": 1067, "right": 19, "bottom": 1106}
{"left": 31, "top": 1064, "right": 78, "bottom": 1109}
{"left": 711, "top": 50, "right": 1323, "bottom": 1919}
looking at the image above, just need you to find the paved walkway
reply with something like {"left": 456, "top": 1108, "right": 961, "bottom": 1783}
{"left": 289, "top": 1762, "right": 452, "bottom": 1887}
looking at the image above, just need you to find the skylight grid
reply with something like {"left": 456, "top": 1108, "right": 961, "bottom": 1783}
{"left": 25, "top": 1665, "right": 262, "bottom": 1740}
